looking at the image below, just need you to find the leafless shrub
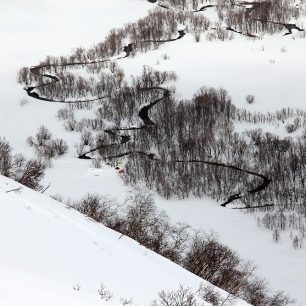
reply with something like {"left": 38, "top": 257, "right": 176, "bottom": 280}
{"left": 72, "top": 193, "right": 120, "bottom": 227}
{"left": 120, "top": 297, "right": 133, "bottom": 305}
{"left": 152, "top": 284, "right": 236, "bottom": 306}
{"left": 75, "top": 142, "right": 90, "bottom": 158}
{"left": 266, "top": 291, "right": 295, "bottom": 306}
{"left": 81, "top": 130, "right": 94, "bottom": 146}
{"left": 198, "top": 284, "right": 223, "bottom": 306}
{"left": 73, "top": 284, "right": 81, "bottom": 291}
{"left": 120, "top": 188, "right": 190, "bottom": 261}
{"left": 98, "top": 283, "right": 113, "bottom": 301}
{"left": 184, "top": 232, "right": 247, "bottom": 294}
{"left": 19, "top": 98, "right": 30, "bottom": 107}
{"left": 27, "top": 126, "right": 68, "bottom": 158}
{"left": 56, "top": 107, "right": 74, "bottom": 121}
{"left": 273, "top": 229, "right": 281, "bottom": 243}
{"left": 292, "top": 29, "right": 306, "bottom": 39}
{"left": 292, "top": 235, "right": 303, "bottom": 249}
{"left": 53, "top": 138, "right": 69, "bottom": 155}
{"left": 285, "top": 118, "right": 300, "bottom": 133}
{"left": 246, "top": 94, "right": 255, "bottom": 104}
{"left": 207, "top": 24, "right": 234, "bottom": 41}
{"left": 32, "top": 126, "right": 52, "bottom": 147}
{"left": 91, "top": 156, "right": 104, "bottom": 169}
{"left": 51, "top": 194, "right": 64, "bottom": 203}
{"left": 12, "top": 158, "right": 46, "bottom": 191}
{"left": 0, "top": 137, "right": 12, "bottom": 177}
{"left": 189, "top": 13, "right": 210, "bottom": 42}
{"left": 194, "top": 33, "right": 201, "bottom": 42}
{"left": 259, "top": 210, "right": 306, "bottom": 248}
{"left": 183, "top": 231, "right": 292, "bottom": 304}
{"left": 64, "top": 118, "right": 77, "bottom": 131}
{"left": 151, "top": 285, "right": 198, "bottom": 306}
{"left": 162, "top": 53, "right": 170, "bottom": 60}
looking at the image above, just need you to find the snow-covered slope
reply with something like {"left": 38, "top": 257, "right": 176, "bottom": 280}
{"left": 155, "top": 197, "right": 306, "bottom": 304}
{"left": 42, "top": 165, "right": 306, "bottom": 304}
{"left": 1, "top": 0, "right": 306, "bottom": 304}
{"left": 0, "top": 175, "right": 250, "bottom": 306}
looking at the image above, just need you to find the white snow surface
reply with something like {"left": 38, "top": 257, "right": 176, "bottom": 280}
{"left": 43, "top": 160, "right": 306, "bottom": 304}
{"left": 0, "top": 174, "right": 250, "bottom": 306}
{"left": 121, "top": 33, "right": 306, "bottom": 112}
{"left": 155, "top": 197, "right": 306, "bottom": 305}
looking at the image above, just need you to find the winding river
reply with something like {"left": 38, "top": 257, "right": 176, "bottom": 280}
{"left": 22, "top": 9, "right": 272, "bottom": 209}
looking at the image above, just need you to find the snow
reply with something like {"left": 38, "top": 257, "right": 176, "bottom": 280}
{"left": 120, "top": 33, "right": 306, "bottom": 112}
{"left": 42, "top": 159, "right": 306, "bottom": 303}
{"left": 1, "top": 0, "right": 306, "bottom": 304}
{"left": 155, "top": 197, "right": 306, "bottom": 304}
{"left": 1, "top": 174, "right": 249, "bottom": 306}
{"left": 0, "top": 0, "right": 152, "bottom": 153}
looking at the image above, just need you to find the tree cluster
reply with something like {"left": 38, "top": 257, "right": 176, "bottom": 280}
{"left": 70, "top": 189, "right": 293, "bottom": 305}
{"left": 0, "top": 138, "right": 45, "bottom": 190}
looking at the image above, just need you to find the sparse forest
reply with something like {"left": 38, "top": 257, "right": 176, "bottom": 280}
{"left": 16, "top": 0, "right": 306, "bottom": 249}
{"left": 9, "top": 0, "right": 306, "bottom": 304}
{"left": 68, "top": 188, "right": 294, "bottom": 305}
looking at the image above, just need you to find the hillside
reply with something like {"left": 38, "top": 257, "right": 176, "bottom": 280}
{"left": 1, "top": 0, "right": 306, "bottom": 304}
{"left": 0, "top": 174, "right": 249, "bottom": 306}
